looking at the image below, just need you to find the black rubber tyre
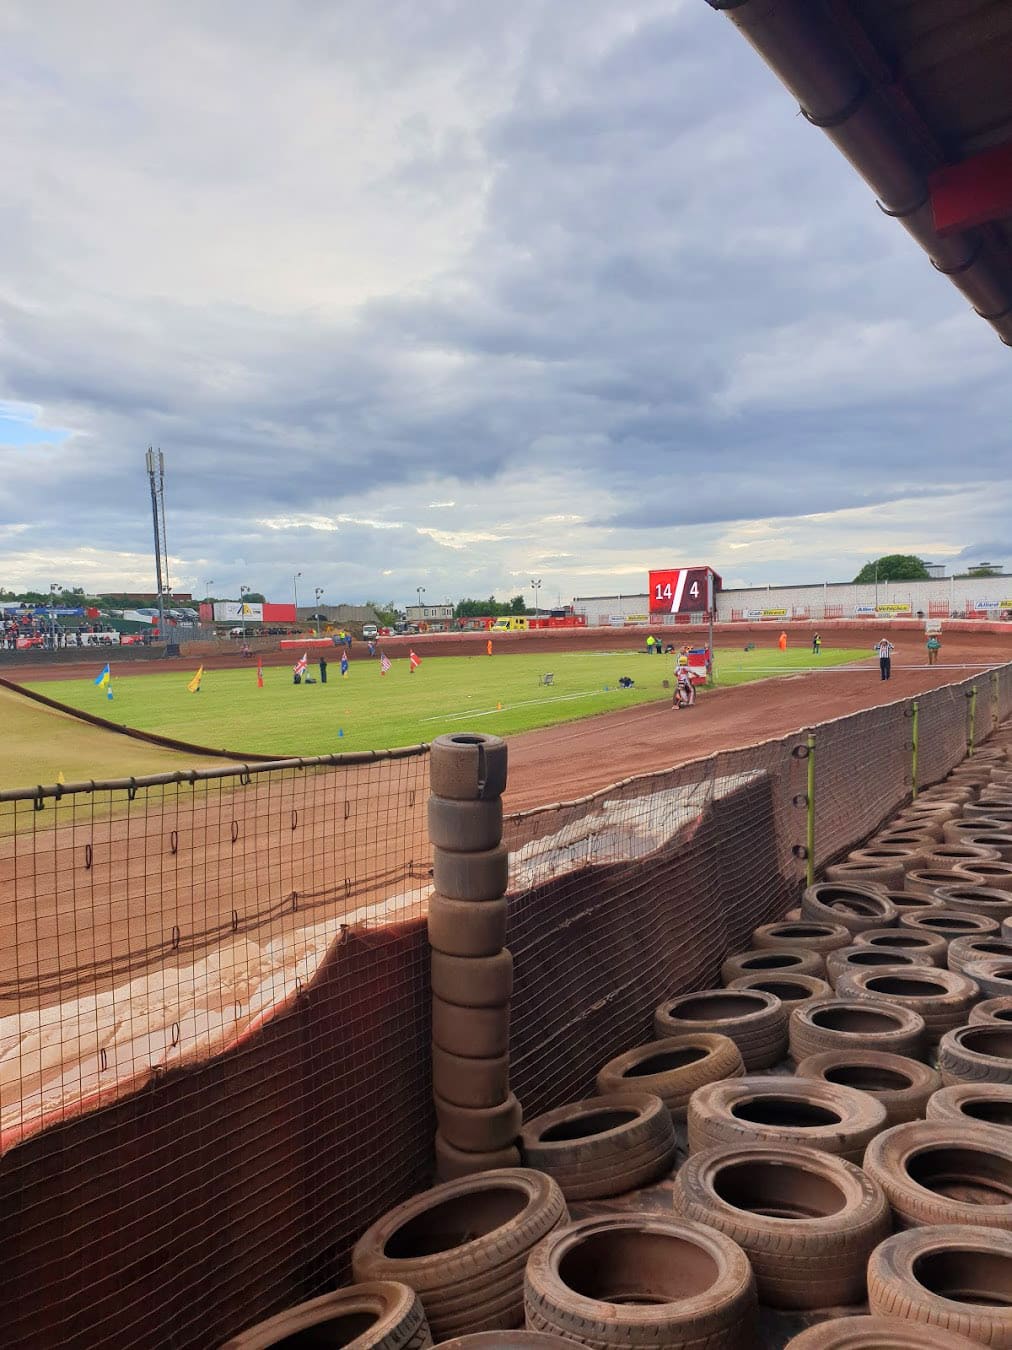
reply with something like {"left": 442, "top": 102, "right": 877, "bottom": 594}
{"left": 524, "top": 1214, "right": 758, "bottom": 1349}
{"left": 863, "top": 1120, "right": 1012, "bottom": 1230}
{"left": 833, "top": 967, "right": 979, "bottom": 1046}
{"left": 934, "top": 884, "right": 1012, "bottom": 923}
{"left": 431, "top": 1046, "right": 510, "bottom": 1109}
{"left": 687, "top": 1074, "right": 886, "bottom": 1164}
{"left": 782, "top": 1314, "right": 980, "bottom": 1347}
{"left": 962, "top": 957, "right": 1012, "bottom": 999}
{"left": 427, "top": 796, "right": 503, "bottom": 852}
{"left": 652, "top": 989, "right": 787, "bottom": 1071}
{"left": 944, "top": 818, "right": 1010, "bottom": 843}
{"left": 954, "top": 860, "right": 1012, "bottom": 889}
{"left": 801, "top": 883, "right": 898, "bottom": 934}
{"left": 351, "top": 1169, "right": 567, "bottom": 1340}
{"left": 752, "top": 921, "right": 852, "bottom": 955}
{"left": 789, "top": 998, "right": 927, "bottom": 1064}
{"left": 938, "top": 1024, "right": 1012, "bottom": 1088}
{"left": 428, "top": 896, "right": 508, "bottom": 958}
{"left": 434, "top": 1335, "right": 575, "bottom": 1350}
{"left": 847, "top": 846, "right": 928, "bottom": 875}
{"left": 671, "top": 1142, "right": 889, "bottom": 1309}
{"left": 899, "top": 909, "right": 1000, "bottom": 942}
{"left": 431, "top": 951, "right": 513, "bottom": 1008}
{"left": 726, "top": 973, "right": 831, "bottom": 1016}
{"left": 922, "top": 844, "right": 1002, "bottom": 871}
{"left": 433, "top": 1134, "right": 521, "bottom": 1182}
{"left": 867, "top": 1225, "right": 1012, "bottom": 1345}
{"left": 221, "top": 1282, "right": 432, "bottom": 1350}
{"left": 853, "top": 927, "right": 948, "bottom": 966}
{"left": 519, "top": 1093, "right": 675, "bottom": 1200}
{"left": 795, "top": 1050, "right": 940, "bottom": 1127}
{"left": 720, "top": 948, "right": 825, "bottom": 983}
{"left": 435, "top": 1093, "right": 523, "bottom": 1153}
{"left": 432, "top": 998, "right": 509, "bottom": 1059}
{"left": 970, "top": 997, "right": 1012, "bottom": 1026}
{"left": 596, "top": 1033, "right": 745, "bottom": 1120}
{"left": 825, "top": 945, "right": 923, "bottom": 989}
{"left": 824, "top": 860, "right": 905, "bottom": 889}
{"left": 947, "top": 935, "right": 1012, "bottom": 977}
{"left": 902, "top": 870, "right": 976, "bottom": 902}
{"left": 927, "top": 1082, "right": 1012, "bottom": 1131}
{"left": 873, "top": 888, "right": 946, "bottom": 916}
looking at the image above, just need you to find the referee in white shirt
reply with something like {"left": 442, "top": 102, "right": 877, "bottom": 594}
{"left": 876, "top": 637, "right": 895, "bottom": 681}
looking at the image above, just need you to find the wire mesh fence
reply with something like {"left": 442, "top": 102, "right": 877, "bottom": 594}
{"left": 1, "top": 665, "right": 1011, "bottom": 1346}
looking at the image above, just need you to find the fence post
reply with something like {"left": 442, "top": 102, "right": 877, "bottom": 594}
{"left": 993, "top": 671, "right": 1001, "bottom": 734}
{"left": 911, "top": 700, "right": 919, "bottom": 799}
{"left": 806, "top": 733, "right": 816, "bottom": 888}
{"left": 968, "top": 685, "right": 978, "bottom": 758}
{"left": 427, "top": 732, "right": 520, "bottom": 1180}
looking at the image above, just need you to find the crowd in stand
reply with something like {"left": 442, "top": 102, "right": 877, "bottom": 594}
{"left": 1, "top": 617, "right": 155, "bottom": 650}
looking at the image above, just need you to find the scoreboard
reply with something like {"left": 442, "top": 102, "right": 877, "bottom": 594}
{"left": 648, "top": 566, "right": 721, "bottom": 615}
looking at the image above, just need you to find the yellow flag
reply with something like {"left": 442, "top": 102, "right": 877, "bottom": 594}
{"left": 57, "top": 771, "right": 66, "bottom": 785}
{"left": 187, "top": 665, "right": 204, "bottom": 693}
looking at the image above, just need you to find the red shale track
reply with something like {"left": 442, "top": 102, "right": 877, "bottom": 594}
{"left": 7, "top": 627, "right": 1011, "bottom": 812}
{"left": 0, "top": 627, "right": 1008, "bottom": 1004}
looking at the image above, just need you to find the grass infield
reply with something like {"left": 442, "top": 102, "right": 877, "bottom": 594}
{"left": 19, "top": 645, "right": 871, "bottom": 770}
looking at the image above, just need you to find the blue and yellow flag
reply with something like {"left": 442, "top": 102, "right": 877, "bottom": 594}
{"left": 187, "top": 665, "right": 204, "bottom": 694}
{"left": 94, "top": 663, "right": 110, "bottom": 688}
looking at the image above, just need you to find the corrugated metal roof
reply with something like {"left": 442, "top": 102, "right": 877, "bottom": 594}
{"left": 709, "top": 0, "right": 1012, "bottom": 345}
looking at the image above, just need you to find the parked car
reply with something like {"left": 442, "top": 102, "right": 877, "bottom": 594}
{"left": 362, "top": 623, "right": 378, "bottom": 640}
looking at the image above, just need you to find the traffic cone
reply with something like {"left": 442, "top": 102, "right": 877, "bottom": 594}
{"left": 338, "top": 729, "right": 344, "bottom": 738}
{"left": 496, "top": 701, "right": 502, "bottom": 710}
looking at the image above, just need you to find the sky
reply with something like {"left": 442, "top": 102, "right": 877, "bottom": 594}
{"left": 1, "top": 0, "right": 1009, "bottom": 609}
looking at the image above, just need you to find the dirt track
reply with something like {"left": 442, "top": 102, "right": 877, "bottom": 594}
{"left": 1, "top": 627, "right": 1008, "bottom": 1004}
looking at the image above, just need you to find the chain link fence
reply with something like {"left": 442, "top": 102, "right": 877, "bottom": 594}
{"left": 1, "top": 666, "right": 1010, "bottom": 1345}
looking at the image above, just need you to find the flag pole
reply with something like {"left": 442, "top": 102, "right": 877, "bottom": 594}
{"left": 707, "top": 567, "right": 715, "bottom": 687}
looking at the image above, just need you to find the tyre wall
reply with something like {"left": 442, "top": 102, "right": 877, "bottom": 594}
{"left": 0, "top": 665, "right": 1010, "bottom": 1346}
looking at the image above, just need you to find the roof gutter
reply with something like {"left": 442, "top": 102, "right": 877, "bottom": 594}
{"left": 707, "top": 0, "right": 1012, "bottom": 345}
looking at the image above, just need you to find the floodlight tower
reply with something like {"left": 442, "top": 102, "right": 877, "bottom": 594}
{"left": 145, "top": 447, "right": 170, "bottom": 639}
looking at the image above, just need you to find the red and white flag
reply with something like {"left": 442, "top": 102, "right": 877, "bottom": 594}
{"left": 379, "top": 653, "right": 391, "bottom": 674}
{"left": 293, "top": 651, "right": 308, "bottom": 677}
{"left": 257, "top": 657, "right": 264, "bottom": 689}
{"left": 409, "top": 649, "right": 421, "bottom": 672}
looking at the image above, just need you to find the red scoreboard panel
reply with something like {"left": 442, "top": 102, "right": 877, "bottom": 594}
{"left": 649, "top": 567, "right": 721, "bottom": 615}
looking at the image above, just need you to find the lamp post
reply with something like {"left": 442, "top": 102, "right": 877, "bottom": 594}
{"left": 315, "top": 587, "right": 324, "bottom": 631}
{"left": 416, "top": 585, "right": 425, "bottom": 620}
{"left": 531, "top": 577, "right": 542, "bottom": 622}
{"left": 204, "top": 580, "right": 214, "bottom": 629}
{"left": 239, "top": 584, "right": 251, "bottom": 643}
{"left": 49, "top": 583, "right": 59, "bottom": 649}
{"left": 293, "top": 571, "right": 302, "bottom": 617}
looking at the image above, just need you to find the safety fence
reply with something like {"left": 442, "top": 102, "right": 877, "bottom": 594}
{"left": 1, "top": 666, "right": 1011, "bottom": 1346}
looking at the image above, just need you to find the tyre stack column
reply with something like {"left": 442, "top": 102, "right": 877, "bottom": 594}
{"left": 427, "top": 732, "right": 521, "bottom": 1179}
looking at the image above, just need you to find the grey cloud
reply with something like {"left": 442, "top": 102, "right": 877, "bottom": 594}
{"left": 0, "top": 0, "right": 1009, "bottom": 604}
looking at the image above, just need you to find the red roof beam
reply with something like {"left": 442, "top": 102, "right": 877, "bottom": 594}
{"left": 930, "top": 141, "right": 1012, "bottom": 237}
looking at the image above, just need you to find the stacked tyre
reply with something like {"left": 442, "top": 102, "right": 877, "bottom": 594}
{"left": 427, "top": 733, "right": 520, "bottom": 1178}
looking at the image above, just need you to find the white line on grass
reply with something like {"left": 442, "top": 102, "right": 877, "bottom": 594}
{"left": 418, "top": 687, "right": 618, "bottom": 723}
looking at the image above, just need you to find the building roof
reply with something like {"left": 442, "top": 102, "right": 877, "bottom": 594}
{"left": 708, "top": 0, "right": 1012, "bottom": 345}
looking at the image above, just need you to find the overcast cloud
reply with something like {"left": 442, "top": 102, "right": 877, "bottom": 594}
{"left": 1, "top": 0, "right": 1009, "bottom": 607}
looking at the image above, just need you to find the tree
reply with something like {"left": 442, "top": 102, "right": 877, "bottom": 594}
{"left": 366, "top": 599, "right": 401, "bottom": 626}
{"left": 453, "top": 596, "right": 529, "bottom": 619}
{"left": 853, "top": 555, "right": 930, "bottom": 584}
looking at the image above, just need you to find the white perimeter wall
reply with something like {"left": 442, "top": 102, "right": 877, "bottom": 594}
{"left": 573, "top": 576, "right": 1012, "bottom": 625}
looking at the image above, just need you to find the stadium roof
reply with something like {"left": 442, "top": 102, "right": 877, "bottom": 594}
{"left": 707, "top": 0, "right": 1012, "bottom": 346}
